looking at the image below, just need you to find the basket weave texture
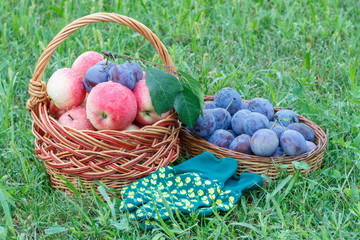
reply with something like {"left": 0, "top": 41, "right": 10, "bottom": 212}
{"left": 27, "top": 13, "right": 181, "bottom": 194}
{"left": 180, "top": 95, "right": 328, "bottom": 180}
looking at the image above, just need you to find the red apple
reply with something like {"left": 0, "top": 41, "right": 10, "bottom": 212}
{"left": 133, "top": 79, "right": 170, "bottom": 125}
{"left": 58, "top": 106, "right": 96, "bottom": 131}
{"left": 142, "top": 71, "right": 146, "bottom": 80}
{"left": 86, "top": 82, "right": 137, "bottom": 130}
{"left": 80, "top": 92, "right": 89, "bottom": 107}
{"left": 46, "top": 68, "right": 86, "bottom": 110}
{"left": 71, "top": 51, "right": 104, "bottom": 79}
{"left": 49, "top": 100, "right": 66, "bottom": 119}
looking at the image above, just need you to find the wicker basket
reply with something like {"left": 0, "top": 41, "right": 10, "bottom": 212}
{"left": 180, "top": 95, "right": 328, "bottom": 180}
{"left": 26, "top": 13, "right": 181, "bottom": 195}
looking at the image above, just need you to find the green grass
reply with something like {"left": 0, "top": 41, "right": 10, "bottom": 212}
{"left": 1, "top": 0, "right": 360, "bottom": 238}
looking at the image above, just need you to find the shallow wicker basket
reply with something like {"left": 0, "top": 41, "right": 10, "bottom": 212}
{"left": 180, "top": 95, "right": 328, "bottom": 180}
{"left": 26, "top": 13, "right": 181, "bottom": 195}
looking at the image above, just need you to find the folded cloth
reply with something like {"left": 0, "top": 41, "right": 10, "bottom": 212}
{"left": 119, "top": 152, "right": 263, "bottom": 229}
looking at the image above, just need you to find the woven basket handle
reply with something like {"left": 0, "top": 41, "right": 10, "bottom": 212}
{"left": 27, "top": 12, "right": 175, "bottom": 111}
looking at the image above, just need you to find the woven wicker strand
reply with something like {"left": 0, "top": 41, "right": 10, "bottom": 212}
{"left": 180, "top": 95, "right": 328, "bottom": 180}
{"left": 27, "top": 13, "right": 181, "bottom": 195}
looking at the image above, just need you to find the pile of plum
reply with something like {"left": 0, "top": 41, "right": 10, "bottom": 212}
{"left": 187, "top": 87, "right": 317, "bottom": 157}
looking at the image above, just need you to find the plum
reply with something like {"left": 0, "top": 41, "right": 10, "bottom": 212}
{"left": 108, "top": 64, "right": 136, "bottom": 90}
{"left": 248, "top": 97, "right": 274, "bottom": 120}
{"left": 243, "top": 112, "right": 270, "bottom": 136}
{"left": 231, "top": 109, "right": 251, "bottom": 135}
{"left": 229, "top": 134, "right": 252, "bottom": 154}
{"left": 271, "top": 125, "right": 286, "bottom": 139}
{"left": 270, "top": 121, "right": 278, "bottom": 128}
{"left": 204, "top": 101, "right": 216, "bottom": 109}
{"left": 83, "top": 61, "right": 116, "bottom": 91}
{"left": 240, "top": 109, "right": 251, "bottom": 114}
{"left": 209, "top": 108, "right": 231, "bottom": 130}
{"left": 124, "top": 61, "right": 143, "bottom": 82}
{"left": 280, "top": 130, "right": 306, "bottom": 156}
{"left": 190, "top": 110, "right": 216, "bottom": 138}
{"left": 208, "top": 129, "right": 235, "bottom": 149}
{"left": 305, "top": 141, "right": 316, "bottom": 152}
{"left": 250, "top": 129, "right": 279, "bottom": 156}
{"left": 214, "top": 87, "right": 242, "bottom": 114}
{"left": 273, "top": 109, "right": 299, "bottom": 127}
{"left": 96, "top": 60, "right": 116, "bottom": 70}
{"left": 271, "top": 147, "right": 284, "bottom": 157}
{"left": 241, "top": 100, "right": 249, "bottom": 110}
{"left": 287, "top": 123, "right": 315, "bottom": 142}
{"left": 227, "top": 130, "right": 237, "bottom": 137}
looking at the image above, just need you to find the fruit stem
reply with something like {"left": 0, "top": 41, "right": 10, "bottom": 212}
{"left": 68, "top": 114, "right": 74, "bottom": 121}
{"left": 274, "top": 116, "right": 287, "bottom": 131}
{"left": 226, "top": 97, "right": 236, "bottom": 111}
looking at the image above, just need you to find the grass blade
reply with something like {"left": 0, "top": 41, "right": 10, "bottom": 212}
{"left": 0, "top": 187, "right": 14, "bottom": 235}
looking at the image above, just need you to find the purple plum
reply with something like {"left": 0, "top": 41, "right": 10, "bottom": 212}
{"left": 280, "top": 130, "right": 306, "bottom": 156}
{"left": 250, "top": 129, "right": 279, "bottom": 156}
{"left": 229, "top": 134, "right": 252, "bottom": 154}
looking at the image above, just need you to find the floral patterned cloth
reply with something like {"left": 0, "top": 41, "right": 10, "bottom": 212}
{"left": 119, "top": 152, "right": 264, "bottom": 229}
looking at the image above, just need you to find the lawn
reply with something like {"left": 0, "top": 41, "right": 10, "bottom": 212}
{"left": 0, "top": 0, "right": 359, "bottom": 238}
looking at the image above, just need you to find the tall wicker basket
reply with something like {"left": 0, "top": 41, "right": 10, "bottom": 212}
{"left": 26, "top": 13, "right": 181, "bottom": 195}
{"left": 180, "top": 96, "right": 328, "bottom": 181}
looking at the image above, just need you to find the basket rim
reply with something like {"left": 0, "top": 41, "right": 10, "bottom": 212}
{"left": 181, "top": 95, "right": 328, "bottom": 164}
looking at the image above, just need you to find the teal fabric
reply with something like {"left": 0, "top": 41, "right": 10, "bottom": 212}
{"left": 119, "top": 152, "right": 264, "bottom": 229}
{"left": 197, "top": 172, "right": 264, "bottom": 215}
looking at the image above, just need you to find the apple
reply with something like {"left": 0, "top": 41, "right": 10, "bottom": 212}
{"left": 123, "top": 124, "right": 140, "bottom": 130}
{"left": 58, "top": 106, "right": 96, "bottom": 131}
{"left": 86, "top": 81, "right": 137, "bottom": 130}
{"left": 72, "top": 51, "right": 104, "bottom": 79}
{"left": 46, "top": 68, "right": 86, "bottom": 110}
{"left": 80, "top": 92, "right": 89, "bottom": 107}
{"left": 49, "top": 100, "right": 66, "bottom": 119}
{"left": 142, "top": 71, "right": 146, "bottom": 80}
{"left": 133, "top": 79, "right": 170, "bottom": 125}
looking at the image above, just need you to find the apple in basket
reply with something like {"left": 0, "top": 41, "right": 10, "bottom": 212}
{"left": 46, "top": 68, "right": 86, "bottom": 110}
{"left": 133, "top": 79, "right": 170, "bottom": 125}
{"left": 58, "top": 106, "right": 96, "bottom": 131}
{"left": 86, "top": 81, "right": 137, "bottom": 130}
{"left": 124, "top": 124, "right": 140, "bottom": 130}
{"left": 49, "top": 100, "right": 66, "bottom": 119}
{"left": 71, "top": 51, "right": 104, "bottom": 79}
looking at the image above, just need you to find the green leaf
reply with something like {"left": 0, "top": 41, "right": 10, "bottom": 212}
{"left": 145, "top": 68, "right": 182, "bottom": 115}
{"left": 177, "top": 71, "right": 205, "bottom": 110}
{"left": 174, "top": 86, "right": 201, "bottom": 128}
{"left": 112, "top": 218, "right": 130, "bottom": 231}
{"left": 279, "top": 163, "right": 291, "bottom": 169}
{"left": 292, "top": 161, "right": 311, "bottom": 170}
{"left": 44, "top": 227, "right": 68, "bottom": 235}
